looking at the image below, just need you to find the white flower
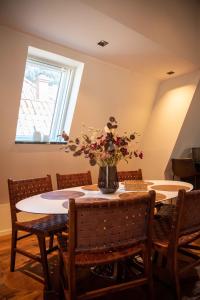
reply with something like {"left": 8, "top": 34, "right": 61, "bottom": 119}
{"left": 104, "top": 126, "right": 110, "bottom": 133}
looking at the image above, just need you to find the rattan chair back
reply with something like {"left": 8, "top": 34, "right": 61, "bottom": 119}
{"left": 8, "top": 175, "right": 53, "bottom": 222}
{"left": 117, "top": 169, "right": 142, "bottom": 182}
{"left": 69, "top": 192, "right": 155, "bottom": 253}
{"left": 59, "top": 191, "right": 155, "bottom": 300}
{"left": 153, "top": 189, "right": 200, "bottom": 299}
{"left": 56, "top": 171, "right": 92, "bottom": 189}
{"left": 7, "top": 175, "right": 67, "bottom": 292}
{"left": 175, "top": 189, "right": 200, "bottom": 237}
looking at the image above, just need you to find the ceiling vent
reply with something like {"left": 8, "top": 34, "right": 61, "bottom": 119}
{"left": 166, "top": 71, "right": 175, "bottom": 75}
{"left": 97, "top": 40, "right": 109, "bottom": 47}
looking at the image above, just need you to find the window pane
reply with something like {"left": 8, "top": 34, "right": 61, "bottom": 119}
{"left": 15, "top": 46, "right": 84, "bottom": 143}
{"left": 16, "top": 59, "right": 62, "bottom": 140}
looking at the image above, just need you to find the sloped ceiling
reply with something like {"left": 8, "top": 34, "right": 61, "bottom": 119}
{"left": 0, "top": 0, "right": 199, "bottom": 80}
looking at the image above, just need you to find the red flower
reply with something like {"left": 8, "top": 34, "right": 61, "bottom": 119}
{"left": 120, "top": 147, "right": 128, "bottom": 156}
{"left": 61, "top": 116, "right": 143, "bottom": 167}
{"left": 139, "top": 152, "right": 143, "bottom": 159}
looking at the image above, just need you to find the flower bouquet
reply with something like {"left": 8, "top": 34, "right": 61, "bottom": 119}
{"left": 61, "top": 117, "right": 143, "bottom": 193}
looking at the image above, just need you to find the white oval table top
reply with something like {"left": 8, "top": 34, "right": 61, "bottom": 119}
{"left": 16, "top": 180, "right": 193, "bottom": 215}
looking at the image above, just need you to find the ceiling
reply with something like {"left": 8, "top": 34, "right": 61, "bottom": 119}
{"left": 0, "top": 0, "right": 199, "bottom": 80}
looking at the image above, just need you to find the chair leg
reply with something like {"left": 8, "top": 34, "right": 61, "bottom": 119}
{"left": 169, "top": 258, "right": 181, "bottom": 300}
{"left": 37, "top": 235, "right": 52, "bottom": 291}
{"left": 148, "top": 276, "right": 154, "bottom": 300}
{"left": 174, "top": 275, "right": 181, "bottom": 300}
{"left": 143, "top": 251, "right": 154, "bottom": 300}
{"left": 49, "top": 234, "right": 54, "bottom": 250}
{"left": 152, "top": 250, "right": 159, "bottom": 264}
{"left": 10, "top": 229, "right": 17, "bottom": 272}
{"left": 170, "top": 272, "right": 181, "bottom": 300}
{"left": 68, "top": 264, "right": 76, "bottom": 300}
{"left": 162, "top": 256, "right": 167, "bottom": 268}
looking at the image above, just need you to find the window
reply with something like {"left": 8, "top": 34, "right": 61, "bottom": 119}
{"left": 15, "top": 47, "right": 84, "bottom": 143}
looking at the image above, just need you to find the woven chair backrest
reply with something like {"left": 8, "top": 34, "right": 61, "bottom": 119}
{"left": 69, "top": 192, "right": 155, "bottom": 253}
{"left": 171, "top": 159, "right": 196, "bottom": 178}
{"left": 56, "top": 171, "right": 92, "bottom": 190}
{"left": 117, "top": 169, "right": 143, "bottom": 182}
{"left": 8, "top": 175, "right": 53, "bottom": 222}
{"left": 177, "top": 190, "right": 200, "bottom": 236}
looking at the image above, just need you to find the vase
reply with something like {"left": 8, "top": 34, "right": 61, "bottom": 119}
{"left": 98, "top": 166, "right": 119, "bottom": 194}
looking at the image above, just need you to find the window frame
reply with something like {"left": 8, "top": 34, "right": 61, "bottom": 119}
{"left": 15, "top": 46, "right": 84, "bottom": 144}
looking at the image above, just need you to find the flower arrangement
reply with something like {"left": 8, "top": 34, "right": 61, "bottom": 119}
{"left": 61, "top": 116, "right": 143, "bottom": 167}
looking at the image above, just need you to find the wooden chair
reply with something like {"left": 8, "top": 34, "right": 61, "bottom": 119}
{"left": 58, "top": 191, "right": 155, "bottom": 300}
{"left": 171, "top": 158, "right": 199, "bottom": 189}
{"left": 56, "top": 171, "right": 92, "bottom": 189}
{"left": 8, "top": 175, "right": 67, "bottom": 291}
{"left": 117, "top": 169, "right": 143, "bottom": 182}
{"left": 153, "top": 189, "right": 200, "bottom": 299}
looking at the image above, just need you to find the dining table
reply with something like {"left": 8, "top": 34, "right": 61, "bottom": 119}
{"left": 16, "top": 179, "right": 193, "bottom": 215}
{"left": 15, "top": 179, "right": 194, "bottom": 283}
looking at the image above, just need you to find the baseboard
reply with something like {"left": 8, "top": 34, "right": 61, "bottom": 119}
{"left": 0, "top": 228, "right": 11, "bottom": 237}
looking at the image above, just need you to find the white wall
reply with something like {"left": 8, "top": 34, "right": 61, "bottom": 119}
{"left": 198, "top": 3, "right": 200, "bottom": 63}
{"left": 140, "top": 71, "right": 200, "bottom": 180}
{"left": 0, "top": 26, "right": 158, "bottom": 234}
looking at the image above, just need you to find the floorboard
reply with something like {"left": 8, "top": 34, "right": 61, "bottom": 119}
{"left": 1, "top": 234, "right": 200, "bottom": 299}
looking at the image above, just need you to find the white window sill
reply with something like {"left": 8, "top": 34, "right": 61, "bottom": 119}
{"left": 15, "top": 141, "right": 67, "bottom": 145}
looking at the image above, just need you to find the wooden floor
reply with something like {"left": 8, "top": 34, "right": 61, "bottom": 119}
{"left": 1, "top": 234, "right": 200, "bottom": 300}
{"left": 0, "top": 234, "right": 45, "bottom": 300}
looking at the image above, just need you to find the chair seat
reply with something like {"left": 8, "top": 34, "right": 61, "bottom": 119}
{"left": 16, "top": 214, "right": 68, "bottom": 235}
{"left": 58, "top": 235, "right": 143, "bottom": 266}
{"left": 153, "top": 217, "right": 200, "bottom": 250}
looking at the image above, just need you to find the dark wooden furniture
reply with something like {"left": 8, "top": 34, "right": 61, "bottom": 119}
{"left": 58, "top": 191, "right": 155, "bottom": 300}
{"left": 192, "top": 147, "right": 200, "bottom": 162}
{"left": 56, "top": 171, "right": 92, "bottom": 190}
{"left": 117, "top": 169, "right": 143, "bottom": 181}
{"left": 8, "top": 175, "right": 67, "bottom": 291}
{"left": 171, "top": 158, "right": 199, "bottom": 189}
{"left": 192, "top": 147, "right": 200, "bottom": 172}
{"left": 153, "top": 189, "right": 200, "bottom": 299}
